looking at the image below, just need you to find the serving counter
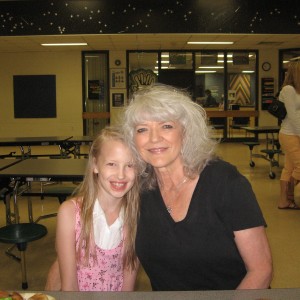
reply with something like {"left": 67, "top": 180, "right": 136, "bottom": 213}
{"left": 35, "top": 288, "right": 300, "bottom": 300}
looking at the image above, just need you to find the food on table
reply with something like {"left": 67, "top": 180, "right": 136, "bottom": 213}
{"left": 0, "top": 292, "right": 51, "bottom": 300}
{"left": 0, "top": 291, "right": 23, "bottom": 300}
{"left": 28, "top": 294, "right": 49, "bottom": 300}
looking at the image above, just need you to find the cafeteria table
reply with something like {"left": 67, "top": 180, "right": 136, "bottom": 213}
{"left": 60, "top": 135, "right": 93, "bottom": 158}
{"left": 0, "top": 136, "right": 94, "bottom": 159}
{"left": 17, "top": 288, "right": 300, "bottom": 300}
{"left": 0, "top": 159, "right": 87, "bottom": 289}
{"left": 0, "top": 159, "right": 24, "bottom": 223}
{"left": 0, "top": 158, "right": 23, "bottom": 171}
{"left": 242, "top": 126, "right": 281, "bottom": 179}
{"left": 0, "top": 158, "right": 87, "bottom": 224}
{"left": 0, "top": 136, "right": 73, "bottom": 159}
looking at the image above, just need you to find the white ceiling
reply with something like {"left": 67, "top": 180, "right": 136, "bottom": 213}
{"left": 0, "top": 33, "right": 299, "bottom": 53}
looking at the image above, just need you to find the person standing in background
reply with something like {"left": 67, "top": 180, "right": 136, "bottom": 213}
{"left": 278, "top": 61, "right": 300, "bottom": 210}
{"left": 203, "top": 89, "right": 218, "bottom": 107}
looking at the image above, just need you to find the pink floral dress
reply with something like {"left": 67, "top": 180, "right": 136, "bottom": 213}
{"left": 73, "top": 201, "right": 124, "bottom": 291}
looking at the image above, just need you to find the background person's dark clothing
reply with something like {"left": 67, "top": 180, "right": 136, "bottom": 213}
{"left": 204, "top": 94, "right": 218, "bottom": 107}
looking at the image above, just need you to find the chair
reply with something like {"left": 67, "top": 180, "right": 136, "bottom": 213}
{"left": 229, "top": 117, "right": 250, "bottom": 137}
{"left": 22, "top": 184, "right": 76, "bottom": 223}
{"left": 0, "top": 178, "right": 14, "bottom": 225}
{"left": 0, "top": 223, "right": 47, "bottom": 289}
{"left": 209, "top": 117, "right": 226, "bottom": 129}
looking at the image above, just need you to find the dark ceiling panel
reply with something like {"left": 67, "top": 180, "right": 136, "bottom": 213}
{"left": 0, "top": 0, "right": 299, "bottom": 36}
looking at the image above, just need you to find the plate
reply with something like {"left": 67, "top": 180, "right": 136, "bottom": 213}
{"left": 20, "top": 293, "right": 55, "bottom": 300}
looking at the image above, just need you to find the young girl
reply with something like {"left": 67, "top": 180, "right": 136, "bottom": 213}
{"left": 54, "top": 126, "right": 140, "bottom": 291}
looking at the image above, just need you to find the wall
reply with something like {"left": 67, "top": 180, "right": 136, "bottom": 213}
{"left": 0, "top": 48, "right": 280, "bottom": 138}
{"left": 258, "top": 48, "right": 279, "bottom": 126}
{"left": 0, "top": 51, "right": 83, "bottom": 137}
{"left": 109, "top": 50, "right": 127, "bottom": 126}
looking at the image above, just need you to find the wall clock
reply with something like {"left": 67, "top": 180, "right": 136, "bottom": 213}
{"left": 262, "top": 62, "right": 271, "bottom": 71}
{"left": 114, "top": 59, "right": 121, "bottom": 66}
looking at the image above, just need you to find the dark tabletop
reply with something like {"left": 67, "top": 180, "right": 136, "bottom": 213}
{"left": 241, "top": 126, "right": 280, "bottom": 133}
{"left": 0, "top": 159, "right": 23, "bottom": 171}
{"left": 66, "top": 136, "right": 94, "bottom": 143}
{"left": 0, "top": 159, "right": 87, "bottom": 181}
{"left": 0, "top": 136, "right": 73, "bottom": 146}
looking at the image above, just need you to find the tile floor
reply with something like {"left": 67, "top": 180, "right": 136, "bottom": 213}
{"left": 0, "top": 142, "right": 300, "bottom": 291}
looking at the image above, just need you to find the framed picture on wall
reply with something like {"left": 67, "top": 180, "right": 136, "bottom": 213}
{"left": 110, "top": 69, "right": 126, "bottom": 88}
{"left": 88, "top": 80, "right": 100, "bottom": 99}
{"left": 112, "top": 93, "right": 125, "bottom": 107}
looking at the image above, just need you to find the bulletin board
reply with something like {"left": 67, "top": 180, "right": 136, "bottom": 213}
{"left": 13, "top": 75, "right": 56, "bottom": 118}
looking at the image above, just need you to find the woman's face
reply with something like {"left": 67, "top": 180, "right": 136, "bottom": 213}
{"left": 134, "top": 120, "right": 184, "bottom": 170}
{"left": 93, "top": 139, "right": 136, "bottom": 200}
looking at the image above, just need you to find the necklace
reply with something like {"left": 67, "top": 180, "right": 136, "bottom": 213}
{"left": 165, "top": 176, "right": 189, "bottom": 214}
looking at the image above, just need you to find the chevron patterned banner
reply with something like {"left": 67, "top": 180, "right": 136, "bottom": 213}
{"left": 229, "top": 74, "right": 250, "bottom": 105}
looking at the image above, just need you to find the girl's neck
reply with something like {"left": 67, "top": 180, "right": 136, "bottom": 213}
{"left": 97, "top": 195, "right": 123, "bottom": 213}
{"left": 97, "top": 198, "right": 123, "bottom": 226}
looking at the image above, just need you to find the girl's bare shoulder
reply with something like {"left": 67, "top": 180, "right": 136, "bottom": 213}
{"left": 59, "top": 197, "right": 82, "bottom": 213}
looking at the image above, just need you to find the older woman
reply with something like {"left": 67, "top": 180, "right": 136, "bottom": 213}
{"left": 122, "top": 84, "right": 272, "bottom": 291}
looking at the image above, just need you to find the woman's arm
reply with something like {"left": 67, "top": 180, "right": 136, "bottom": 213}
{"left": 121, "top": 260, "right": 140, "bottom": 291}
{"left": 234, "top": 226, "right": 273, "bottom": 289}
{"left": 56, "top": 199, "right": 79, "bottom": 291}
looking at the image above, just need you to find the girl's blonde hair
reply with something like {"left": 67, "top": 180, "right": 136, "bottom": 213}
{"left": 75, "top": 126, "right": 139, "bottom": 270}
{"left": 283, "top": 61, "right": 300, "bottom": 94}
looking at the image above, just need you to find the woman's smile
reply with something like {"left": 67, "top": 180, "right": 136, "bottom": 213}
{"left": 135, "top": 120, "right": 183, "bottom": 169}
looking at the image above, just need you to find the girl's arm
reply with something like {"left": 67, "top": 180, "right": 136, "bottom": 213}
{"left": 56, "top": 199, "right": 79, "bottom": 291}
{"left": 122, "top": 259, "right": 140, "bottom": 291}
{"left": 44, "top": 258, "right": 61, "bottom": 291}
{"left": 234, "top": 226, "right": 273, "bottom": 289}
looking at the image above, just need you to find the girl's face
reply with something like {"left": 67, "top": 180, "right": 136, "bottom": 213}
{"left": 134, "top": 120, "right": 184, "bottom": 171}
{"left": 93, "top": 139, "right": 136, "bottom": 200}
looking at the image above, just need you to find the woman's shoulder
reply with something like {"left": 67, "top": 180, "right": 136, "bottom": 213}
{"left": 205, "top": 158, "right": 237, "bottom": 174}
{"left": 281, "top": 85, "right": 296, "bottom": 94}
{"left": 201, "top": 158, "right": 241, "bottom": 183}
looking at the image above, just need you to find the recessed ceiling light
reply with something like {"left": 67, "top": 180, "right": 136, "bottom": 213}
{"left": 188, "top": 42, "right": 234, "bottom": 45}
{"left": 41, "top": 43, "right": 88, "bottom": 46}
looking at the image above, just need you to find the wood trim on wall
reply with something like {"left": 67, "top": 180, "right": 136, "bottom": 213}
{"left": 82, "top": 112, "right": 110, "bottom": 119}
{"left": 206, "top": 111, "right": 259, "bottom": 118}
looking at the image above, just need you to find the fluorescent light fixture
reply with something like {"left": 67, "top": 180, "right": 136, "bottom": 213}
{"left": 41, "top": 43, "right": 88, "bottom": 46}
{"left": 198, "top": 66, "right": 224, "bottom": 69}
{"left": 218, "top": 54, "right": 233, "bottom": 58}
{"left": 195, "top": 70, "right": 217, "bottom": 73}
{"left": 155, "top": 66, "right": 171, "bottom": 69}
{"left": 218, "top": 60, "right": 233, "bottom": 63}
{"left": 290, "top": 56, "right": 300, "bottom": 61}
{"left": 156, "top": 60, "right": 170, "bottom": 64}
{"left": 242, "top": 70, "right": 255, "bottom": 73}
{"left": 188, "top": 41, "right": 234, "bottom": 45}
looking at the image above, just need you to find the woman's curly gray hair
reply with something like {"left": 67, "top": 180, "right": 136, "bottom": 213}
{"left": 122, "top": 84, "right": 217, "bottom": 189}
